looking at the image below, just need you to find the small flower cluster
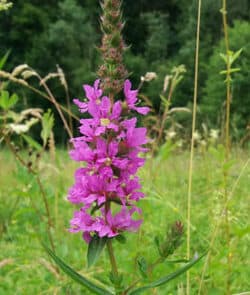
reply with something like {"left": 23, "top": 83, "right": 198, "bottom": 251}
{"left": 68, "top": 79, "right": 149, "bottom": 243}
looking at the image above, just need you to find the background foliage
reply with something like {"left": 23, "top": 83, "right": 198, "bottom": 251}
{"left": 0, "top": 0, "right": 249, "bottom": 143}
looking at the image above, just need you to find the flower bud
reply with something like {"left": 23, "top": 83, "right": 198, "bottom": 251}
{"left": 157, "top": 221, "right": 184, "bottom": 258}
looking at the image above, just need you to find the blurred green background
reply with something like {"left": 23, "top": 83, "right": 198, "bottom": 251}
{"left": 1, "top": 0, "right": 250, "bottom": 144}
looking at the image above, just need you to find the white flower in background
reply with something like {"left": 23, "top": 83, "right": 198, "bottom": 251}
{"left": 210, "top": 129, "right": 219, "bottom": 140}
{"left": 141, "top": 72, "right": 157, "bottom": 82}
{"left": 176, "top": 140, "right": 183, "bottom": 148}
{"left": 166, "top": 130, "right": 176, "bottom": 140}
{"left": 193, "top": 131, "right": 201, "bottom": 141}
{"left": 200, "top": 140, "right": 207, "bottom": 147}
{"left": 163, "top": 75, "right": 172, "bottom": 93}
{"left": 0, "top": 0, "right": 12, "bottom": 11}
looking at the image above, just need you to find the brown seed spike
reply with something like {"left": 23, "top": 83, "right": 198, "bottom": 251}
{"left": 98, "top": 0, "right": 128, "bottom": 97}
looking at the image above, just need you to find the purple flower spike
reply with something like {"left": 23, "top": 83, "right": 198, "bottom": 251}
{"left": 68, "top": 79, "right": 149, "bottom": 243}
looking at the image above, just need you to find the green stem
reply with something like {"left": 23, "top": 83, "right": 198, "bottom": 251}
{"left": 222, "top": 1, "right": 232, "bottom": 294}
{"left": 107, "top": 239, "right": 119, "bottom": 278}
{"left": 186, "top": 0, "right": 202, "bottom": 294}
{"left": 107, "top": 238, "right": 122, "bottom": 294}
{"left": 105, "top": 200, "right": 120, "bottom": 292}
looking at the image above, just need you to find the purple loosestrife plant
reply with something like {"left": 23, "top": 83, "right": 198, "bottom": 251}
{"left": 69, "top": 79, "right": 149, "bottom": 243}
{"left": 43, "top": 1, "right": 205, "bottom": 294}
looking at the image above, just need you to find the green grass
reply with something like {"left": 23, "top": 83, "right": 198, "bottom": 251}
{"left": 0, "top": 148, "right": 249, "bottom": 294}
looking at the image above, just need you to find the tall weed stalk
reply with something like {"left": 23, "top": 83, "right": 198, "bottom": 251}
{"left": 221, "top": 0, "right": 232, "bottom": 292}
{"left": 186, "top": 0, "right": 202, "bottom": 294}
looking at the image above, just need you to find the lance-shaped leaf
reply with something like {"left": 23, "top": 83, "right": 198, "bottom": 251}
{"left": 137, "top": 256, "right": 148, "bottom": 279}
{"left": 128, "top": 253, "right": 206, "bottom": 295}
{"left": 41, "top": 109, "right": 54, "bottom": 147}
{"left": 87, "top": 235, "right": 107, "bottom": 267}
{"left": 0, "top": 50, "right": 10, "bottom": 70}
{"left": 43, "top": 244, "right": 114, "bottom": 295}
{"left": 0, "top": 91, "right": 18, "bottom": 110}
{"left": 21, "top": 134, "right": 42, "bottom": 151}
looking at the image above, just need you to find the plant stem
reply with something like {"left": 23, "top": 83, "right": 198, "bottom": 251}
{"left": 222, "top": 0, "right": 231, "bottom": 158}
{"left": 107, "top": 239, "right": 119, "bottom": 278}
{"left": 38, "top": 74, "right": 73, "bottom": 138}
{"left": 107, "top": 238, "right": 122, "bottom": 294}
{"left": 105, "top": 201, "right": 119, "bottom": 291}
{"left": 36, "top": 175, "right": 55, "bottom": 252}
{"left": 221, "top": 0, "right": 232, "bottom": 293}
{"left": 156, "top": 80, "right": 174, "bottom": 147}
{"left": 186, "top": 0, "right": 202, "bottom": 294}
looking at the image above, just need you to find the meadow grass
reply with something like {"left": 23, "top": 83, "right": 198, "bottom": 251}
{"left": 0, "top": 148, "right": 249, "bottom": 295}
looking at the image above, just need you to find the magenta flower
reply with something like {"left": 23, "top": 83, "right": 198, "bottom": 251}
{"left": 84, "top": 79, "right": 103, "bottom": 102}
{"left": 73, "top": 79, "right": 103, "bottom": 113}
{"left": 68, "top": 79, "right": 149, "bottom": 243}
{"left": 102, "top": 208, "right": 142, "bottom": 237}
{"left": 124, "top": 79, "right": 150, "bottom": 115}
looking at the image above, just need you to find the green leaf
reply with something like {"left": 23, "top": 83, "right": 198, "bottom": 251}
{"left": 231, "top": 48, "right": 243, "bottom": 65}
{"left": 128, "top": 253, "right": 206, "bottom": 295}
{"left": 208, "top": 144, "right": 225, "bottom": 162}
{"left": 220, "top": 68, "right": 241, "bottom": 75}
{"left": 115, "top": 234, "right": 126, "bottom": 244}
{"left": 233, "top": 225, "right": 250, "bottom": 238}
{"left": 87, "top": 235, "right": 107, "bottom": 268}
{"left": 157, "top": 141, "right": 177, "bottom": 161}
{"left": 0, "top": 91, "right": 18, "bottom": 110}
{"left": 0, "top": 90, "right": 9, "bottom": 109}
{"left": 137, "top": 257, "right": 148, "bottom": 279}
{"left": 159, "top": 94, "right": 170, "bottom": 108}
{"left": 173, "top": 75, "right": 184, "bottom": 89}
{"left": 154, "top": 236, "right": 163, "bottom": 256}
{"left": 109, "top": 271, "right": 123, "bottom": 287}
{"left": 43, "top": 244, "right": 114, "bottom": 295}
{"left": 219, "top": 49, "right": 242, "bottom": 68}
{"left": 0, "top": 50, "right": 10, "bottom": 70}
{"left": 165, "top": 259, "right": 189, "bottom": 264}
{"left": 8, "top": 93, "right": 19, "bottom": 108}
{"left": 219, "top": 53, "right": 227, "bottom": 64}
{"left": 21, "top": 134, "right": 42, "bottom": 151}
{"left": 222, "top": 159, "right": 235, "bottom": 172}
{"left": 41, "top": 109, "right": 54, "bottom": 146}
